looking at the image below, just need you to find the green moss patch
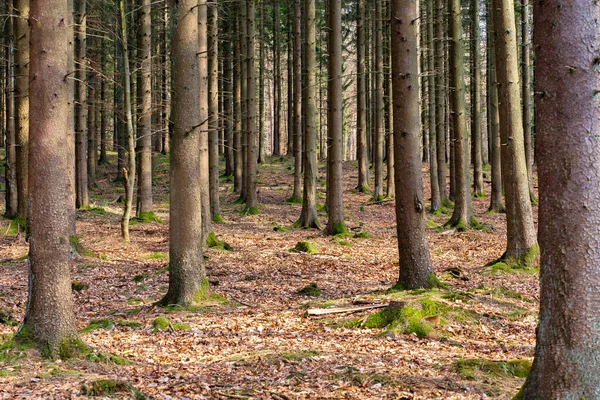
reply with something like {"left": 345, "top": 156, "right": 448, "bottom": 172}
{"left": 69, "top": 235, "right": 94, "bottom": 257}
{"left": 273, "top": 225, "right": 287, "bottom": 232}
{"left": 81, "top": 379, "right": 146, "bottom": 399}
{"left": 146, "top": 252, "right": 168, "bottom": 260}
{"left": 455, "top": 358, "right": 532, "bottom": 380}
{"left": 297, "top": 283, "right": 322, "bottom": 297}
{"left": 0, "top": 311, "right": 18, "bottom": 327}
{"left": 152, "top": 317, "right": 170, "bottom": 332}
{"left": 352, "top": 231, "right": 371, "bottom": 239}
{"left": 133, "top": 273, "right": 149, "bottom": 283}
{"left": 79, "top": 206, "right": 106, "bottom": 216}
{"left": 286, "top": 195, "right": 303, "bottom": 205}
{"left": 334, "top": 240, "right": 351, "bottom": 247}
{"left": 291, "top": 241, "right": 317, "bottom": 254}
{"left": 206, "top": 232, "right": 233, "bottom": 251}
{"left": 281, "top": 349, "right": 319, "bottom": 361}
{"left": 485, "top": 245, "right": 540, "bottom": 274}
{"left": 2, "top": 218, "right": 27, "bottom": 235}
{"left": 132, "top": 211, "right": 163, "bottom": 224}
{"left": 72, "top": 281, "right": 89, "bottom": 292}
{"left": 81, "top": 319, "right": 142, "bottom": 333}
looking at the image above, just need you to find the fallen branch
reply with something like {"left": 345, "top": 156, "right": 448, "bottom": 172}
{"left": 306, "top": 303, "right": 387, "bottom": 316}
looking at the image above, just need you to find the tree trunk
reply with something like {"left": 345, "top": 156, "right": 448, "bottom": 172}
{"left": 296, "top": 0, "right": 320, "bottom": 229}
{"left": 257, "top": 0, "right": 265, "bottom": 163}
{"left": 272, "top": 0, "right": 281, "bottom": 156}
{"left": 286, "top": 5, "right": 293, "bottom": 156}
{"left": 19, "top": 0, "right": 78, "bottom": 356}
{"left": 136, "top": 0, "right": 153, "bottom": 217}
{"left": 99, "top": 38, "right": 108, "bottom": 165}
{"left": 160, "top": 0, "right": 206, "bottom": 306}
{"left": 521, "top": 0, "right": 535, "bottom": 202}
{"left": 223, "top": 11, "right": 234, "bottom": 177}
{"left": 492, "top": 0, "right": 537, "bottom": 259}
{"left": 233, "top": 10, "right": 243, "bottom": 193}
{"left": 324, "top": 0, "right": 347, "bottom": 236}
{"left": 487, "top": 0, "right": 503, "bottom": 213}
{"left": 471, "top": 0, "right": 483, "bottom": 196}
{"left": 161, "top": 0, "right": 170, "bottom": 154}
{"left": 446, "top": 0, "right": 471, "bottom": 229}
{"left": 521, "top": 2, "right": 600, "bottom": 397}
{"left": 427, "top": 0, "right": 440, "bottom": 211}
{"left": 119, "top": 0, "right": 136, "bottom": 243}
{"left": 435, "top": 0, "right": 446, "bottom": 202}
{"left": 391, "top": 0, "right": 434, "bottom": 289}
{"left": 75, "top": 0, "right": 88, "bottom": 208}
{"left": 4, "top": 1, "right": 18, "bottom": 219}
{"left": 15, "top": 0, "right": 29, "bottom": 221}
{"left": 290, "top": 0, "right": 302, "bottom": 202}
{"left": 373, "top": 0, "right": 384, "bottom": 201}
{"left": 208, "top": 2, "right": 222, "bottom": 222}
{"left": 87, "top": 63, "right": 96, "bottom": 187}
{"left": 356, "top": 0, "right": 369, "bottom": 193}
{"left": 244, "top": 0, "right": 258, "bottom": 213}
{"left": 384, "top": 1, "right": 395, "bottom": 199}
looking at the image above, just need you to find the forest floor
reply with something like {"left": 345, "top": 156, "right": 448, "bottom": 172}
{"left": 0, "top": 152, "right": 539, "bottom": 399}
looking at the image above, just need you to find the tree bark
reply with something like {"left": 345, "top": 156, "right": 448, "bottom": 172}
{"left": 233, "top": 10, "right": 243, "bottom": 193}
{"left": 244, "top": 0, "right": 258, "bottom": 213}
{"left": 20, "top": 0, "right": 78, "bottom": 356}
{"left": 471, "top": 0, "right": 483, "bottom": 196}
{"left": 98, "top": 38, "right": 108, "bottom": 165}
{"left": 223, "top": 11, "right": 234, "bottom": 177}
{"left": 356, "top": 0, "right": 369, "bottom": 193}
{"left": 4, "top": 1, "right": 18, "bottom": 219}
{"left": 75, "top": 0, "right": 88, "bottom": 208}
{"left": 435, "top": 0, "right": 446, "bottom": 202}
{"left": 373, "top": 0, "right": 384, "bottom": 201}
{"left": 86, "top": 61, "right": 96, "bottom": 187}
{"left": 272, "top": 0, "right": 281, "bottom": 156}
{"left": 521, "top": 2, "right": 600, "bottom": 397}
{"left": 290, "top": 0, "right": 302, "bottom": 202}
{"left": 199, "top": 0, "right": 212, "bottom": 237}
{"left": 391, "top": 0, "right": 434, "bottom": 289}
{"left": 521, "top": 0, "right": 535, "bottom": 202}
{"left": 324, "top": 0, "right": 346, "bottom": 236}
{"left": 160, "top": 0, "right": 206, "bottom": 306}
{"left": 15, "top": 0, "right": 29, "bottom": 221}
{"left": 492, "top": 0, "right": 536, "bottom": 259}
{"left": 427, "top": 0, "right": 440, "bottom": 211}
{"left": 208, "top": 2, "right": 222, "bottom": 222}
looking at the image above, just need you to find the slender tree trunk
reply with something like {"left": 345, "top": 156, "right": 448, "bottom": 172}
{"left": 286, "top": 6, "right": 293, "bottom": 156}
{"left": 233, "top": 11, "right": 243, "bottom": 192}
{"left": 487, "top": 0, "right": 503, "bottom": 212}
{"left": 296, "top": 0, "right": 320, "bottom": 229}
{"left": 14, "top": 0, "right": 29, "bottom": 221}
{"left": 272, "top": 0, "right": 281, "bottom": 156}
{"left": 223, "top": 13, "right": 234, "bottom": 177}
{"left": 428, "top": 0, "right": 440, "bottom": 211}
{"left": 325, "top": 0, "right": 347, "bottom": 236}
{"left": 119, "top": 0, "right": 136, "bottom": 243}
{"left": 87, "top": 62, "right": 96, "bottom": 187}
{"left": 492, "top": 0, "right": 537, "bottom": 259}
{"left": 521, "top": 0, "right": 535, "bottom": 202}
{"left": 384, "top": 1, "right": 395, "bottom": 199}
{"left": 75, "top": 0, "right": 88, "bottom": 208}
{"left": 471, "top": 0, "right": 483, "bottom": 196}
{"left": 372, "top": 0, "right": 384, "bottom": 201}
{"left": 244, "top": 0, "right": 258, "bottom": 213}
{"left": 20, "top": 0, "right": 78, "bottom": 356}
{"left": 115, "top": 41, "right": 125, "bottom": 182}
{"left": 99, "top": 38, "right": 108, "bottom": 165}
{"left": 290, "top": 0, "right": 302, "bottom": 202}
{"left": 161, "top": 0, "right": 170, "bottom": 154}
{"left": 435, "top": 0, "right": 447, "bottom": 202}
{"left": 446, "top": 0, "right": 471, "bottom": 229}
{"left": 391, "top": 0, "right": 434, "bottom": 289}
{"left": 4, "top": 1, "right": 18, "bottom": 219}
{"left": 356, "top": 0, "right": 369, "bottom": 193}
{"left": 419, "top": 1, "right": 429, "bottom": 164}
{"left": 136, "top": 0, "right": 153, "bottom": 217}
{"left": 257, "top": 0, "right": 265, "bottom": 163}
{"left": 239, "top": 2, "right": 248, "bottom": 200}
{"left": 522, "top": 2, "right": 600, "bottom": 397}
{"left": 208, "top": 1, "right": 222, "bottom": 222}
{"left": 199, "top": 0, "right": 212, "bottom": 236}
{"left": 160, "top": 0, "right": 206, "bottom": 306}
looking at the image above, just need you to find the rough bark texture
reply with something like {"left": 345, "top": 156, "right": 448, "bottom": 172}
{"left": 233, "top": 10, "right": 242, "bottom": 193}
{"left": 521, "top": 0, "right": 535, "bottom": 202}
{"left": 286, "top": 7, "right": 293, "bottom": 156}
{"left": 86, "top": 65, "right": 96, "bottom": 186}
{"left": 244, "top": 0, "right": 258, "bottom": 213}
{"left": 21, "top": 0, "right": 78, "bottom": 356}
{"left": 199, "top": 0, "right": 212, "bottom": 236}
{"left": 356, "top": 0, "right": 369, "bottom": 193}
{"left": 4, "top": 1, "right": 18, "bottom": 219}
{"left": 75, "top": 0, "right": 88, "bottom": 208}
{"left": 324, "top": 0, "right": 346, "bottom": 236}
{"left": 492, "top": 0, "right": 536, "bottom": 258}
{"left": 160, "top": 0, "right": 205, "bottom": 306}
{"left": 291, "top": 0, "right": 302, "bottom": 201}
{"left": 521, "top": 2, "right": 600, "bottom": 397}
{"left": 296, "top": 0, "right": 320, "bottom": 229}
{"left": 223, "top": 13, "right": 234, "bottom": 177}
{"left": 487, "top": 0, "right": 503, "bottom": 212}
{"left": 447, "top": 0, "right": 470, "bottom": 228}
{"left": 470, "top": 0, "right": 483, "bottom": 196}
{"left": 384, "top": 5, "right": 395, "bottom": 199}
{"left": 373, "top": 0, "right": 384, "bottom": 201}
{"left": 272, "top": 0, "right": 281, "bottom": 156}
{"left": 391, "top": 0, "right": 434, "bottom": 289}
{"left": 208, "top": 2, "right": 221, "bottom": 222}
{"left": 136, "top": 0, "right": 153, "bottom": 215}
{"left": 99, "top": 38, "right": 108, "bottom": 165}
{"left": 427, "top": 0, "right": 440, "bottom": 211}
{"left": 14, "top": 0, "right": 29, "bottom": 221}
{"left": 434, "top": 0, "right": 446, "bottom": 202}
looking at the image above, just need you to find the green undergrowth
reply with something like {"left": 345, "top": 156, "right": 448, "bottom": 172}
{"left": 131, "top": 211, "right": 163, "bottom": 225}
{"left": 146, "top": 251, "right": 168, "bottom": 260}
{"left": 334, "top": 240, "right": 351, "bottom": 247}
{"left": 81, "top": 319, "right": 142, "bottom": 333}
{"left": 455, "top": 358, "right": 532, "bottom": 380}
{"left": 240, "top": 206, "right": 259, "bottom": 216}
{"left": 212, "top": 213, "right": 225, "bottom": 224}
{"left": 352, "top": 231, "right": 371, "bottom": 239}
{"left": 79, "top": 206, "right": 106, "bottom": 216}
{"left": 206, "top": 232, "right": 233, "bottom": 251}
{"left": 286, "top": 195, "right": 303, "bottom": 205}
{"left": 2, "top": 218, "right": 26, "bottom": 235}
{"left": 71, "top": 281, "right": 89, "bottom": 292}
{"left": 81, "top": 379, "right": 146, "bottom": 399}
{"left": 69, "top": 235, "right": 94, "bottom": 257}
{"left": 163, "top": 279, "right": 231, "bottom": 312}
{"left": 273, "top": 225, "right": 287, "bottom": 232}
{"left": 484, "top": 245, "right": 540, "bottom": 274}
{"left": 290, "top": 241, "right": 317, "bottom": 254}
{"left": 297, "top": 283, "right": 322, "bottom": 297}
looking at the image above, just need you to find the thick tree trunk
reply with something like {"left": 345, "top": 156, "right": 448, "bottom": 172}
{"left": 208, "top": 2, "right": 222, "bottom": 222}
{"left": 20, "top": 0, "right": 78, "bottom": 356}
{"left": 435, "top": 0, "right": 446, "bottom": 202}
{"left": 446, "top": 0, "right": 471, "bottom": 229}
{"left": 244, "top": 0, "right": 258, "bottom": 213}
{"left": 522, "top": 2, "right": 600, "bottom": 397}
{"left": 487, "top": 0, "right": 503, "bottom": 213}
{"left": 492, "top": 0, "right": 536, "bottom": 259}
{"left": 136, "top": 0, "right": 153, "bottom": 216}
{"left": 296, "top": 0, "right": 320, "bottom": 229}
{"left": 239, "top": 2, "right": 248, "bottom": 200}
{"left": 14, "top": 0, "right": 29, "bottom": 221}
{"left": 4, "top": 1, "right": 18, "bottom": 219}
{"left": 75, "top": 0, "right": 88, "bottom": 208}
{"left": 160, "top": 0, "right": 206, "bottom": 306}
{"left": 161, "top": 1, "right": 170, "bottom": 155}
{"left": 356, "top": 0, "right": 369, "bottom": 193}
{"left": 470, "top": 0, "right": 483, "bottom": 196}
{"left": 324, "top": 0, "right": 346, "bottom": 236}
{"left": 391, "top": 0, "right": 434, "bottom": 289}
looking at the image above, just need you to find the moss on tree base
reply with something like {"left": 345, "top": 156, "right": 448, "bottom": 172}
{"left": 286, "top": 195, "right": 303, "bottom": 205}
{"left": 486, "top": 244, "right": 540, "bottom": 274}
{"left": 206, "top": 232, "right": 233, "bottom": 251}
{"left": 133, "top": 211, "right": 163, "bottom": 224}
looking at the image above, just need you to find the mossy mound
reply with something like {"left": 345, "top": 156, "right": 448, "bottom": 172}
{"left": 79, "top": 206, "right": 106, "bottom": 216}
{"left": 352, "top": 231, "right": 371, "bottom": 239}
{"left": 286, "top": 195, "right": 303, "bottom": 205}
{"left": 273, "top": 225, "right": 287, "bottom": 232}
{"left": 455, "top": 358, "right": 532, "bottom": 380}
{"left": 485, "top": 245, "right": 540, "bottom": 274}
{"left": 81, "top": 379, "right": 146, "bottom": 399}
{"left": 334, "top": 240, "right": 351, "bottom": 247}
{"left": 240, "top": 206, "right": 259, "bottom": 216}
{"left": 206, "top": 232, "right": 233, "bottom": 251}
{"left": 132, "top": 211, "right": 163, "bottom": 224}
{"left": 146, "top": 251, "right": 168, "bottom": 260}
{"left": 152, "top": 317, "right": 170, "bottom": 332}
{"left": 212, "top": 213, "right": 225, "bottom": 224}
{"left": 81, "top": 319, "right": 142, "bottom": 333}
{"left": 291, "top": 241, "right": 317, "bottom": 254}
{"left": 297, "top": 283, "right": 322, "bottom": 297}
